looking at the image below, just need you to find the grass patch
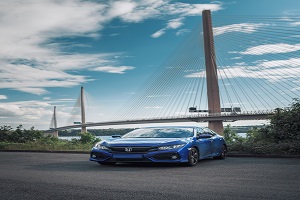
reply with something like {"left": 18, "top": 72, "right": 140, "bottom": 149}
{"left": 0, "top": 141, "right": 94, "bottom": 151}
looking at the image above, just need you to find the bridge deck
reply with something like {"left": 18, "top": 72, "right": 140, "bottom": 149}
{"left": 51, "top": 112, "right": 273, "bottom": 131}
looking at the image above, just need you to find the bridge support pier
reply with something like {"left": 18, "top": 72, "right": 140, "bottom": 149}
{"left": 81, "top": 86, "right": 87, "bottom": 133}
{"left": 202, "top": 10, "right": 224, "bottom": 134}
{"left": 53, "top": 106, "right": 58, "bottom": 137}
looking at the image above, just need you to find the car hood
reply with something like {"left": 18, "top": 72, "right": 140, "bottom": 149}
{"left": 102, "top": 138, "right": 192, "bottom": 147}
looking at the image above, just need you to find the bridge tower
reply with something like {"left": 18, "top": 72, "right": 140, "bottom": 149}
{"left": 80, "top": 86, "right": 87, "bottom": 133}
{"left": 202, "top": 10, "right": 224, "bottom": 134}
{"left": 53, "top": 106, "right": 58, "bottom": 137}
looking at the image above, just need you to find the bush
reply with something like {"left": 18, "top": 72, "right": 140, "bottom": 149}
{"left": 0, "top": 125, "right": 100, "bottom": 151}
{"left": 0, "top": 125, "right": 43, "bottom": 143}
{"left": 225, "top": 99, "right": 300, "bottom": 156}
{"left": 78, "top": 132, "right": 100, "bottom": 144}
{"left": 223, "top": 124, "right": 245, "bottom": 144}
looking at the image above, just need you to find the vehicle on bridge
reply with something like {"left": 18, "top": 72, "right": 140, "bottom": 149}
{"left": 90, "top": 126, "right": 227, "bottom": 166}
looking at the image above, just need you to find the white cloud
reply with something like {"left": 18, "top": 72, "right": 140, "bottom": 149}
{"left": 16, "top": 88, "right": 49, "bottom": 95}
{"left": 151, "top": 29, "right": 166, "bottom": 38}
{"left": 146, "top": 95, "right": 170, "bottom": 98}
{"left": 231, "top": 57, "right": 242, "bottom": 60}
{"left": 258, "top": 58, "right": 300, "bottom": 68}
{"left": 292, "top": 87, "right": 300, "bottom": 91}
{"left": 0, "top": 0, "right": 223, "bottom": 95}
{"left": 149, "top": 1, "right": 222, "bottom": 38}
{"left": 167, "top": 18, "right": 184, "bottom": 29}
{"left": 151, "top": 18, "right": 184, "bottom": 38}
{"left": 215, "top": 65, "right": 300, "bottom": 81}
{"left": 0, "top": 101, "right": 52, "bottom": 118}
{"left": 0, "top": 104, "right": 24, "bottom": 117}
{"left": 0, "top": 0, "right": 115, "bottom": 95}
{"left": 185, "top": 71, "right": 206, "bottom": 78}
{"left": 0, "top": 100, "right": 75, "bottom": 129}
{"left": 280, "top": 16, "right": 294, "bottom": 22}
{"left": 167, "top": 3, "right": 221, "bottom": 16}
{"left": 185, "top": 60, "right": 300, "bottom": 82}
{"left": 290, "top": 35, "right": 300, "bottom": 38}
{"left": 176, "top": 29, "right": 190, "bottom": 36}
{"left": 213, "top": 23, "right": 265, "bottom": 36}
{"left": 110, "top": 0, "right": 222, "bottom": 23}
{"left": 144, "top": 106, "right": 162, "bottom": 109}
{"left": 290, "top": 22, "right": 300, "bottom": 26}
{"left": 92, "top": 66, "right": 135, "bottom": 74}
{"left": 0, "top": 64, "right": 88, "bottom": 95}
{"left": 108, "top": 1, "right": 137, "bottom": 18}
{"left": 0, "top": 95, "right": 8, "bottom": 100}
{"left": 241, "top": 43, "right": 300, "bottom": 55}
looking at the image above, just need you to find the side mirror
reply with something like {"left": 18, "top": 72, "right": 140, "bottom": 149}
{"left": 111, "top": 135, "right": 121, "bottom": 138}
{"left": 197, "top": 134, "right": 212, "bottom": 139}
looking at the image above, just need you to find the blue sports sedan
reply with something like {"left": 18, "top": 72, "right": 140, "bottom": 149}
{"left": 90, "top": 126, "right": 227, "bottom": 166}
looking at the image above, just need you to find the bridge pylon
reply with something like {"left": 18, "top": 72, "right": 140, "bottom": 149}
{"left": 202, "top": 10, "right": 224, "bottom": 134}
{"left": 53, "top": 106, "right": 58, "bottom": 137}
{"left": 80, "top": 86, "right": 87, "bottom": 133}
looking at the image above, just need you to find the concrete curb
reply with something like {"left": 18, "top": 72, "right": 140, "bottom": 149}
{"left": 227, "top": 153, "right": 300, "bottom": 159}
{"left": 0, "top": 149, "right": 89, "bottom": 154}
{"left": 1, "top": 149, "right": 299, "bottom": 158}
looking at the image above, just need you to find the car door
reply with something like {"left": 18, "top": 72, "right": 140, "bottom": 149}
{"left": 206, "top": 129, "right": 222, "bottom": 156}
{"left": 195, "top": 128, "right": 213, "bottom": 158}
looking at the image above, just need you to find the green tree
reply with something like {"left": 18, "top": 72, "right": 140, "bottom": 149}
{"left": 0, "top": 125, "right": 13, "bottom": 142}
{"left": 259, "top": 98, "right": 300, "bottom": 143}
{"left": 223, "top": 124, "right": 244, "bottom": 144}
{"left": 1, "top": 125, "right": 43, "bottom": 143}
{"left": 78, "top": 132, "right": 100, "bottom": 144}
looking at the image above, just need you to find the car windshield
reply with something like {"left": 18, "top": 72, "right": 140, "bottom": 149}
{"left": 122, "top": 128, "right": 194, "bottom": 138}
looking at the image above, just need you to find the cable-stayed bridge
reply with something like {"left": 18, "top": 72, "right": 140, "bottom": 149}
{"left": 49, "top": 10, "right": 300, "bottom": 136}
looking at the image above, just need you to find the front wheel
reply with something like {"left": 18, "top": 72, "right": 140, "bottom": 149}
{"left": 215, "top": 145, "right": 227, "bottom": 159}
{"left": 187, "top": 147, "right": 199, "bottom": 166}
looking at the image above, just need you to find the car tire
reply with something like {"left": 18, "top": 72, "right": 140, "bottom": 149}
{"left": 215, "top": 145, "right": 227, "bottom": 159}
{"left": 187, "top": 147, "right": 199, "bottom": 166}
{"left": 98, "top": 162, "right": 116, "bottom": 166}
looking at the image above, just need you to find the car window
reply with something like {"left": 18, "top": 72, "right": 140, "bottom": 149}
{"left": 196, "top": 127, "right": 205, "bottom": 134}
{"left": 122, "top": 128, "right": 194, "bottom": 138}
{"left": 202, "top": 128, "right": 216, "bottom": 136}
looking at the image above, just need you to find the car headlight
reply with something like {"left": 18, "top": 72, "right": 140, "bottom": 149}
{"left": 158, "top": 144, "right": 185, "bottom": 150}
{"left": 95, "top": 143, "right": 110, "bottom": 150}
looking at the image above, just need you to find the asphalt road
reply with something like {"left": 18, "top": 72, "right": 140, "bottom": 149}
{"left": 0, "top": 152, "right": 300, "bottom": 200}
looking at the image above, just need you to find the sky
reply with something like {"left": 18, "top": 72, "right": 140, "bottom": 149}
{"left": 0, "top": 0, "right": 300, "bottom": 130}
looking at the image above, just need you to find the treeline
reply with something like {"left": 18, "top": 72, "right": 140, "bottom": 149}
{"left": 0, "top": 125, "right": 43, "bottom": 143}
{"left": 0, "top": 125, "right": 99, "bottom": 151}
{"left": 59, "top": 128, "right": 135, "bottom": 136}
{"left": 230, "top": 126, "right": 263, "bottom": 133}
{"left": 225, "top": 98, "right": 300, "bottom": 155}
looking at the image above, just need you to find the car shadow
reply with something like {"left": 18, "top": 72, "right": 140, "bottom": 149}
{"left": 26, "top": 158, "right": 219, "bottom": 172}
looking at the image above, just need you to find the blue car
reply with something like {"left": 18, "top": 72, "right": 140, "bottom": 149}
{"left": 90, "top": 126, "right": 227, "bottom": 166}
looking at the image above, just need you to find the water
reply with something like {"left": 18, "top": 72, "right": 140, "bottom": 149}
{"left": 238, "top": 133, "right": 247, "bottom": 138}
{"left": 59, "top": 136, "right": 112, "bottom": 141}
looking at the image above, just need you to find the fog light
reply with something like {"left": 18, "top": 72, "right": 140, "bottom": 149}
{"left": 91, "top": 154, "right": 97, "bottom": 158}
{"left": 171, "top": 155, "right": 178, "bottom": 159}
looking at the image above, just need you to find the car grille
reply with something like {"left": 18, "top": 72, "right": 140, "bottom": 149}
{"left": 109, "top": 146, "right": 155, "bottom": 153}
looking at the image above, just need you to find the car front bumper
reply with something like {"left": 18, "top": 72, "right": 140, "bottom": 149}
{"left": 90, "top": 148, "right": 189, "bottom": 163}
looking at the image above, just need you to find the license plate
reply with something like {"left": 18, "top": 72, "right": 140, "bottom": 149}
{"left": 112, "top": 154, "right": 143, "bottom": 159}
